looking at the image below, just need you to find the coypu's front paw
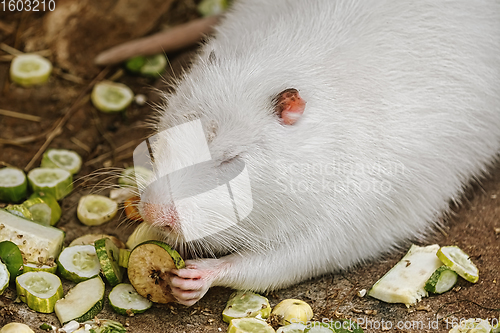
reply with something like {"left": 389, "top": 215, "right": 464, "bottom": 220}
{"left": 170, "top": 259, "right": 219, "bottom": 306}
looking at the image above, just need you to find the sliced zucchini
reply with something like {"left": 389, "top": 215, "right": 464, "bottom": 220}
{"left": 367, "top": 244, "right": 443, "bottom": 307}
{"left": 77, "top": 194, "right": 118, "bottom": 226}
{"left": 108, "top": 283, "right": 152, "bottom": 316}
{"left": 0, "top": 323, "right": 35, "bottom": 333}
{"left": 276, "top": 324, "right": 307, "bottom": 333}
{"left": 424, "top": 265, "right": 458, "bottom": 294}
{"left": 125, "top": 54, "right": 167, "bottom": 77}
{"left": 0, "top": 259, "right": 9, "bottom": 295}
{"left": 57, "top": 245, "right": 100, "bottom": 283}
{"left": 118, "top": 248, "right": 130, "bottom": 268}
{"left": 41, "top": 149, "right": 82, "bottom": 175}
{"left": 16, "top": 271, "right": 63, "bottom": 313}
{"left": 271, "top": 299, "right": 313, "bottom": 326}
{"left": 303, "top": 323, "right": 334, "bottom": 333}
{"left": 54, "top": 276, "right": 105, "bottom": 325}
{"left": 91, "top": 81, "right": 134, "bottom": 113}
{"left": 0, "top": 240, "right": 24, "bottom": 284}
{"left": 27, "top": 167, "right": 73, "bottom": 200}
{"left": 118, "top": 166, "right": 154, "bottom": 189}
{"left": 74, "top": 319, "right": 127, "bottom": 333}
{"left": 10, "top": 54, "right": 52, "bottom": 87}
{"left": 436, "top": 245, "right": 479, "bottom": 283}
{"left": 0, "top": 209, "right": 65, "bottom": 263}
{"left": 69, "top": 233, "right": 126, "bottom": 249}
{"left": 198, "top": 0, "right": 229, "bottom": 17}
{"left": 139, "top": 54, "right": 167, "bottom": 77}
{"left": 227, "top": 318, "right": 276, "bottom": 333}
{"left": 23, "top": 261, "right": 58, "bottom": 274}
{"left": 95, "top": 238, "right": 124, "bottom": 286}
{"left": 109, "top": 187, "right": 135, "bottom": 203}
{"left": 0, "top": 167, "right": 27, "bottom": 203}
{"left": 5, "top": 204, "right": 33, "bottom": 220}
{"left": 222, "top": 290, "right": 271, "bottom": 323}
{"left": 127, "top": 240, "right": 185, "bottom": 303}
{"left": 23, "top": 192, "right": 61, "bottom": 226}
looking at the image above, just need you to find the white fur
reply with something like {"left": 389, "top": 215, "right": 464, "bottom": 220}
{"left": 142, "top": 0, "right": 500, "bottom": 293}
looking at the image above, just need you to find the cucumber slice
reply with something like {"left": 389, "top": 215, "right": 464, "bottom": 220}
{"left": 16, "top": 271, "right": 63, "bottom": 313}
{"left": 436, "top": 246, "right": 479, "bottom": 283}
{"left": 222, "top": 290, "right": 271, "bottom": 323}
{"left": 424, "top": 265, "right": 458, "bottom": 294}
{"left": 198, "top": 0, "right": 229, "bottom": 17}
{"left": 125, "top": 56, "right": 146, "bottom": 72}
{"left": 74, "top": 319, "right": 126, "bottom": 333}
{"left": 0, "top": 259, "right": 9, "bottom": 295}
{"left": 69, "top": 234, "right": 126, "bottom": 249}
{"left": 271, "top": 299, "right": 313, "bottom": 326}
{"left": 23, "top": 192, "right": 61, "bottom": 226}
{"left": 91, "top": 81, "right": 134, "bottom": 113}
{"left": 303, "top": 323, "right": 334, "bottom": 333}
{"left": 227, "top": 318, "right": 276, "bottom": 333}
{"left": 125, "top": 54, "right": 167, "bottom": 77}
{"left": 27, "top": 167, "right": 73, "bottom": 200}
{"left": 0, "top": 323, "right": 35, "bottom": 333}
{"left": 118, "top": 166, "right": 154, "bottom": 188}
{"left": 5, "top": 204, "right": 33, "bottom": 220}
{"left": 77, "top": 194, "right": 118, "bottom": 226}
{"left": 0, "top": 167, "right": 27, "bottom": 203}
{"left": 54, "top": 276, "right": 105, "bottom": 325}
{"left": 276, "top": 323, "right": 307, "bottom": 333}
{"left": 57, "top": 245, "right": 100, "bottom": 283}
{"left": 95, "top": 238, "right": 124, "bottom": 286}
{"left": 41, "top": 149, "right": 82, "bottom": 175}
{"left": 127, "top": 240, "right": 185, "bottom": 303}
{"left": 0, "top": 209, "right": 65, "bottom": 263}
{"left": 367, "top": 244, "right": 443, "bottom": 307}
{"left": 0, "top": 240, "right": 24, "bottom": 284}
{"left": 139, "top": 54, "right": 167, "bottom": 77}
{"left": 10, "top": 54, "right": 52, "bottom": 87}
{"left": 23, "top": 261, "right": 58, "bottom": 274}
{"left": 118, "top": 248, "right": 130, "bottom": 268}
{"left": 108, "top": 283, "right": 152, "bottom": 316}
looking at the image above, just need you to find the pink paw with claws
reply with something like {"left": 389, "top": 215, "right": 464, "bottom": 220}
{"left": 170, "top": 259, "right": 219, "bottom": 306}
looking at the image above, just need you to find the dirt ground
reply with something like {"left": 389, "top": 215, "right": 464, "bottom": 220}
{"left": 0, "top": 1, "right": 499, "bottom": 332}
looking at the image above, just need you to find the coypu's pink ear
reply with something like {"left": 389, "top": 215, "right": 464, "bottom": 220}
{"left": 273, "top": 88, "right": 306, "bottom": 125}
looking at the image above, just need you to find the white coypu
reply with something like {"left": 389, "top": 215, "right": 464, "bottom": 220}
{"left": 135, "top": 0, "right": 500, "bottom": 306}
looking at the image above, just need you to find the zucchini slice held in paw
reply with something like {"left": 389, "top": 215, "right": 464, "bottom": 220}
{"left": 54, "top": 276, "right": 105, "bottom": 325}
{"left": 127, "top": 241, "right": 185, "bottom": 303}
{"left": 15, "top": 271, "right": 63, "bottom": 313}
{"left": 94, "top": 238, "right": 124, "bottom": 287}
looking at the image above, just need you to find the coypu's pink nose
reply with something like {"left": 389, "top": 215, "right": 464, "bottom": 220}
{"left": 141, "top": 201, "right": 179, "bottom": 230}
